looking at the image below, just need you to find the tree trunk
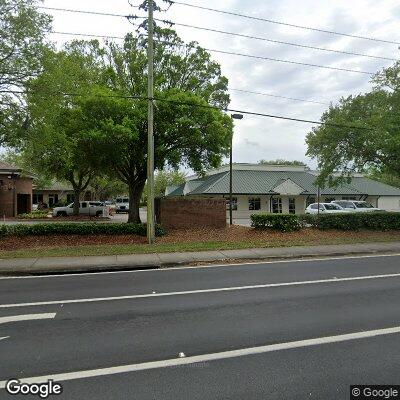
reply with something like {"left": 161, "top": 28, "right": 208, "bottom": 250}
{"left": 128, "top": 182, "right": 145, "bottom": 224}
{"left": 73, "top": 189, "right": 81, "bottom": 215}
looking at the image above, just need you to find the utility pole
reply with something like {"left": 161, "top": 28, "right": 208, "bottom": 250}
{"left": 146, "top": 0, "right": 155, "bottom": 244}
{"left": 229, "top": 114, "right": 243, "bottom": 225}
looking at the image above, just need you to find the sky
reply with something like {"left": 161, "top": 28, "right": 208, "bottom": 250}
{"left": 41, "top": 0, "right": 400, "bottom": 168}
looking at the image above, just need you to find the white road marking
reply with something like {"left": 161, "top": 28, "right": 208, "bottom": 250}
{"left": 0, "top": 336, "right": 9, "bottom": 341}
{"left": 1, "top": 325, "right": 399, "bottom": 387}
{"left": 0, "top": 273, "right": 400, "bottom": 309}
{"left": 0, "top": 313, "right": 56, "bottom": 324}
{"left": 0, "top": 252, "right": 399, "bottom": 280}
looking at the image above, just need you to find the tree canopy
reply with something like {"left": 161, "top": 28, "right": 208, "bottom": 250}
{"left": 0, "top": 0, "right": 51, "bottom": 145}
{"left": 258, "top": 159, "right": 307, "bottom": 167}
{"left": 73, "top": 30, "right": 232, "bottom": 222}
{"left": 21, "top": 28, "right": 232, "bottom": 221}
{"left": 306, "top": 61, "right": 400, "bottom": 186}
{"left": 23, "top": 42, "right": 106, "bottom": 213}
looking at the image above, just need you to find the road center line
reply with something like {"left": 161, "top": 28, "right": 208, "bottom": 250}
{"left": 0, "top": 313, "right": 56, "bottom": 324}
{"left": 1, "top": 273, "right": 400, "bottom": 309}
{"left": 1, "top": 325, "right": 399, "bottom": 387}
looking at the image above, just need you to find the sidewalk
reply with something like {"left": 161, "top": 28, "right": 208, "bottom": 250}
{"left": 1, "top": 241, "right": 400, "bottom": 276}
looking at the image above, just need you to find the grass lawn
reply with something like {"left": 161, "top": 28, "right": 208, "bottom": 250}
{"left": 1, "top": 226, "right": 400, "bottom": 259}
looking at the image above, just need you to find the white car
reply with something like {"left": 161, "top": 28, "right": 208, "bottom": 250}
{"left": 305, "top": 203, "right": 346, "bottom": 214}
{"left": 115, "top": 197, "right": 129, "bottom": 213}
{"left": 332, "top": 200, "right": 382, "bottom": 212}
{"left": 52, "top": 201, "right": 109, "bottom": 217}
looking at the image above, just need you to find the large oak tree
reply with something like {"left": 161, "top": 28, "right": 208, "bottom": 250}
{"left": 306, "top": 61, "right": 400, "bottom": 187}
{"left": 79, "top": 30, "right": 233, "bottom": 222}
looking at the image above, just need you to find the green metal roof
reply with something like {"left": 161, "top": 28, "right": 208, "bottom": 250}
{"left": 166, "top": 170, "right": 400, "bottom": 197}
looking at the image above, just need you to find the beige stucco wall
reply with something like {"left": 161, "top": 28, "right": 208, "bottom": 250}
{"left": 377, "top": 196, "right": 400, "bottom": 211}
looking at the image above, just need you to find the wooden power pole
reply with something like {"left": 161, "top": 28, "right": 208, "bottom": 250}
{"left": 146, "top": 0, "right": 155, "bottom": 244}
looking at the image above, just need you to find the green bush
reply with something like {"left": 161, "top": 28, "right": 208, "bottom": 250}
{"left": 18, "top": 210, "right": 49, "bottom": 219}
{"left": 251, "top": 214, "right": 302, "bottom": 232}
{"left": 301, "top": 212, "right": 400, "bottom": 231}
{"left": 0, "top": 222, "right": 166, "bottom": 237}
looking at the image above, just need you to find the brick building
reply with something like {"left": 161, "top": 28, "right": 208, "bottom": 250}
{"left": 0, "top": 162, "right": 33, "bottom": 217}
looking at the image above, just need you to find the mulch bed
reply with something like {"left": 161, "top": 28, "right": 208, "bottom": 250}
{"left": 1, "top": 226, "right": 400, "bottom": 251}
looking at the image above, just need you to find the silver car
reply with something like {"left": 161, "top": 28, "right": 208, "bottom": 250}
{"left": 305, "top": 203, "right": 346, "bottom": 214}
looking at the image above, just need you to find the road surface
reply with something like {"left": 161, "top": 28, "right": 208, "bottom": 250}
{"left": 1, "top": 254, "right": 400, "bottom": 399}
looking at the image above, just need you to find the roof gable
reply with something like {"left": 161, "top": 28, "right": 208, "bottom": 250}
{"left": 272, "top": 178, "right": 305, "bottom": 195}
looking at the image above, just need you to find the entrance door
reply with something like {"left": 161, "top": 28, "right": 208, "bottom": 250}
{"left": 17, "top": 194, "right": 31, "bottom": 215}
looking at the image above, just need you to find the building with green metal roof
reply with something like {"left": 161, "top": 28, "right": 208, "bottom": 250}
{"left": 165, "top": 164, "right": 400, "bottom": 218}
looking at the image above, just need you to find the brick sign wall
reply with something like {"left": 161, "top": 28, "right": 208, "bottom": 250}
{"left": 156, "top": 198, "right": 226, "bottom": 229}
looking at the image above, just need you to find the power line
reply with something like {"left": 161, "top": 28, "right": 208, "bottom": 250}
{"left": 170, "top": 1, "right": 400, "bottom": 46}
{"left": 49, "top": 30, "right": 375, "bottom": 75}
{"left": 51, "top": 31, "right": 125, "bottom": 40}
{"left": 39, "top": 5, "right": 397, "bottom": 61}
{"left": 160, "top": 19, "right": 396, "bottom": 61}
{"left": 0, "top": 89, "right": 371, "bottom": 131}
{"left": 192, "top": 46, "right": 374, "bottom": 75}
{"left": 38, "top": 6, "right": 137, "bottom": 18}
{"left": 228, "top": 88, "right": 330, "bottom": 106}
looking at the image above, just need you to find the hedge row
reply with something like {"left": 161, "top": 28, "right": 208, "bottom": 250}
{"left": 0, "top": 223, "right": 166, "bottom": 237}
{"left": 250, "top": 214, "right": 302, "bottom": 232}
{"left": 302, "top": 212, "right": 400, "bottom": 231}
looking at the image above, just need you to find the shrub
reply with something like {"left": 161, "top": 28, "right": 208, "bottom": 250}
{"left": 301, "top": 212, "right": 400, "bottom": 231}
{"left": 251, "top": 214, "right": 302, "bottom": 232}
{"left": 0, "top": 222, "right": 166, "bottom": 237}
{"left": 18, "top": 210, "right": 49, "bottom": 219}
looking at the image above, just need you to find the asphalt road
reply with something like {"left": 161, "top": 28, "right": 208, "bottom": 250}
{"left": 1, "top": 254, "right": 400, "bottom": 399}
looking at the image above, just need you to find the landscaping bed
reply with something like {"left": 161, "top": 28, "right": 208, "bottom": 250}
{"left": 1, "top": 225, "right": 400, "bottom": 258}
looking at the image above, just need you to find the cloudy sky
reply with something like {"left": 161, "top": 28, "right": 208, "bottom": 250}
{"left": 42, "top": 0, "right": 399, "bottom": 168}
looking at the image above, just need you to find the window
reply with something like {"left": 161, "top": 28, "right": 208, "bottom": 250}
{"left": 325, "top": 197, "right": 335, "bottom": 203}
{"left": 325, "top": 204, "right": 342, "bottom": 210}
{"left": 67, "top": 194, "right": 75, "bottom": 203}
{"left": 48, "top": 194, "right": 58, "bottom": 207}
{"left": 310, "top": 204, "right": 319, "bottom": 210}
{"left": 289, "top": 198, "right": 296, "bottom": 214}
{"left": 306, "top": 197, "right": 316, "bottom": 207}
{"left": 81, "top": 202, "right": 87, "bottom": 208}
{"left": 226, "top": 197, "right": 237, "bottom": 211}
{"left": 248, "top": 197, "right": 261, "bottom": 211}
{"left": 32, "top": 194, "right": 43, "bottom": 204}
{"left": 272, "top": 197, "right": 282, "bottom": 213}
{"left": 342, "top": 196, "right": 357, "bottom": 200}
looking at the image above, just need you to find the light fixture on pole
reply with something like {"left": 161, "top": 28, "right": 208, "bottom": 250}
{"left": 229, "top": 113, "right": 243, "bottom": 226}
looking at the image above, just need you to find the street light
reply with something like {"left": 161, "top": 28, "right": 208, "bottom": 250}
{"left": 229, "top": 113, "right": 243, "bottom": 225}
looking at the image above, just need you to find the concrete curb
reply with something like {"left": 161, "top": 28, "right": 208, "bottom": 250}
{"left": 1, "top": 242, "right": 400, "bottom": 276}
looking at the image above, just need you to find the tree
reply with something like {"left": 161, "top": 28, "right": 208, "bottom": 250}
{"left": 0, "top": 0, "right": 51, "bottom": 145}
{"left": 306, "top": 61, "right": 400, "bottom": 187}
{"left": 78, "top": 30, "right": 232, "bottom": 223}
{"left": 89, "top": 176, "right": 128, "bottom": 201}
{"left": 23, "top": 42, "right": 105, "bottom": 214}
{"left": 258, "top": 159, "right": 307, "bottom": 167}
{"left": 142, "top": 170, "right": 186, "bottom": 200}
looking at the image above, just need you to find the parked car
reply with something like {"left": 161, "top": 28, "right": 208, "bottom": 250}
{"left": 305, "top": 203, "right": 346, "bottom": 214}
{"left": 52, "top": 201, "right": 109, "bottom": 217}
{"left": 331, "top": 200, "right": 382, "bottom": 212}
{"left": 115, "top": 197, "right": 129, "bottom": 213}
